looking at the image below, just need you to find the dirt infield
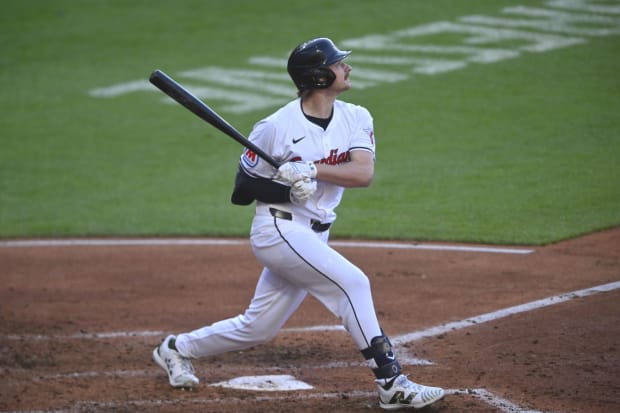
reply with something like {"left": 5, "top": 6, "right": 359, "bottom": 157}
{"left": 1, "top": 228, "right": 619, "bottom": 413}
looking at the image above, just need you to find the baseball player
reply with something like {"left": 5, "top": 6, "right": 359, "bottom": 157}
{"left": 153, "top": 37, "right": 445, "bottom": 410}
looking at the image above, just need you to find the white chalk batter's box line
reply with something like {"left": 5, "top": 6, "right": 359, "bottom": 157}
{"left": 0, "top": 237, "right": 535, "bottom": 254}
{"left": 0, "top": 389, "right": 559, "bottom": 413}
{"left": 3, "top": 281, "right": 617, "bottom": 413}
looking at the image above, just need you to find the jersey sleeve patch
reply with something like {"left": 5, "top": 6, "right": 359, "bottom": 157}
{"left": 363, "top": 127, "right": 375, "bottom": 145}
{"left": 241, "top": 147, "right": 260, "bottom": 168}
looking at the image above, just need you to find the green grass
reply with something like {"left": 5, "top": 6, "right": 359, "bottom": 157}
{"left": 337, "top": 37, "right": 620, "bottom": 244}
{"left": 1, "top": 0, "right": 619, "bottom": 244}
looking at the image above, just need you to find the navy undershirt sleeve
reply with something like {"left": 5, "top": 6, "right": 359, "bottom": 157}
{"left": 231, "top": 165, "right": 291, "bottom": 205}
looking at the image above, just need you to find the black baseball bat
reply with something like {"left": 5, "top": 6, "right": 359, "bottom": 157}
{"left": 149, "top": 69, "right": 281, "bottom": 168}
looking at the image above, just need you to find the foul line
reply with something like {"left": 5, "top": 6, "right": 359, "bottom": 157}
{"left": 0, "top": 237, "right": 534, "bottom": 254}
{"left": 392, "top": 280, "right": 620, "bottom": 346}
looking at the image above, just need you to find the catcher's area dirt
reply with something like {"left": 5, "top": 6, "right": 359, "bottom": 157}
{"left": 1, "top": 228, "right": 619, "bottom": 413}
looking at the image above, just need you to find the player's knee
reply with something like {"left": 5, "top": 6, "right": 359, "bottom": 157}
{"left": 345, "top": 269, "right": 371, "bottom": 293}
{"left": 237, "top": 313, "right": 280, "bottom": 344}
{"left": 249, "top": 326, "right": 278, "bottom": 343}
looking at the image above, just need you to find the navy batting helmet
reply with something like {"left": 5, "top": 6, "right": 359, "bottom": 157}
{"left": 287, "top": 38, "right": 351, "bottom": 92}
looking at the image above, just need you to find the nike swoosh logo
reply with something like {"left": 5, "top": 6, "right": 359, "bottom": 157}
{"left": 292, "top": 136, "right": 306, "bottom": 144}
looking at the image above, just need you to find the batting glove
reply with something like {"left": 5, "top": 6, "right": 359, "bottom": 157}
{"left": 276, "top": 161, "right": 317, "bottom": 185}
{"left": 290, "top": 178, "right": 317, "bottom": 204}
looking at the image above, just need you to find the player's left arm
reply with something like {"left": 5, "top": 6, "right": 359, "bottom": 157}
{"left": 315, "top": 149, "right": 374, "bottom": 188}
{"left": 230, "top": 164, "right": 292, "bottom": 205}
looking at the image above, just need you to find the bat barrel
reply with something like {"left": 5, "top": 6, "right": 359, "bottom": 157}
{"left": 149, "top": 70, "right": 281, "bottom": 168}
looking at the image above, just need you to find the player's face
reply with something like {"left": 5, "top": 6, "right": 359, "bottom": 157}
{"left": 329, "top": 60, "right": 352, "bottom": 92}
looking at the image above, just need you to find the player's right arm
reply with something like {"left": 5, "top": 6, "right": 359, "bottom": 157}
{"left": 315, "top": 149, "right": 374, "bottom": 188}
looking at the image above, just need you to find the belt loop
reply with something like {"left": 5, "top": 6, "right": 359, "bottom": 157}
{"left": 311, "top": 220, "right": 331, "bottom": 232}
{"left": 269, "top": 208, "right": 292, "bottom": 221}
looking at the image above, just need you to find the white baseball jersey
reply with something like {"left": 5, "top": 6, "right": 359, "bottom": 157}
{"left": 176, "top": 97, "right": 384, "bottom": 359}
{"left": 240, "top": 98, "right": 376, "bottom": 224}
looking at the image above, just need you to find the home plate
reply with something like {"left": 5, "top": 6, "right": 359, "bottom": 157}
{"left": 210, "top": 375, "right": 314, "bottom": 391}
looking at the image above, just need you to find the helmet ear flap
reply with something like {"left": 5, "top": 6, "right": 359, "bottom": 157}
{"left": 308, "top": 67, "right": 336, "bottom": 89}
{"left": 296, "top": 67, "right": 336, "bottom": 91}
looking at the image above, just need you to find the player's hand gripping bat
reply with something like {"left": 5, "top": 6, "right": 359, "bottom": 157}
{"left": 149, "top": 69, "right": 281, "bottom": 168}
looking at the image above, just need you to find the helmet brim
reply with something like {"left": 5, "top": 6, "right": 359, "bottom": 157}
{"left": 325, "top": 50, "right": 351, "bottom": 66}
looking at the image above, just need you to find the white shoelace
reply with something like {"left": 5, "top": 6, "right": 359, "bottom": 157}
{"left": 167, "top": 351, "right": 195, "bottom": 374}
{"left": 394, "top": 374, "right": 424, "bottom": 392}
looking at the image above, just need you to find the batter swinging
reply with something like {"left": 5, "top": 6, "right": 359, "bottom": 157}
{"left": 153, "top": 37, "right": 445, "bottom": 410}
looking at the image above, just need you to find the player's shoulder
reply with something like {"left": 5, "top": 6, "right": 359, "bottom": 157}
{"left": 269, "top": 99, "right": 302, "bottom": 120}
{"left": 334, "top": 99, "right": 368, "bottom": 111}
{"left": 252, "top": 99, "right": 300, "bottom": 131}
{"left": 334, "top": 100, "right": 373, "bottom": 121}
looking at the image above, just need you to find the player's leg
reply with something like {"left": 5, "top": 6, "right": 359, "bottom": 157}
{"left": 153, "top": 267, "right": 306, "bottom": 387}
{"left": 175, "top": 267, "right": 306, "bottom": 358}
{"left": 254, "top": 222, "right": 444, "bottom": 409}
